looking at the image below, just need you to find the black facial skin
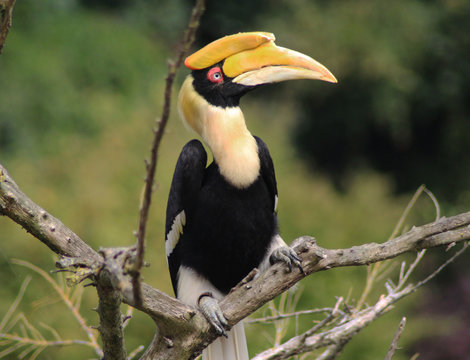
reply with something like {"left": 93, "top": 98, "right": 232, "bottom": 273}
{"left": 192, "top": 61, "right": 259, "bottom": 108}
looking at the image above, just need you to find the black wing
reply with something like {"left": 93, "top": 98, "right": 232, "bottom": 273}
{"left": 165, "top": 139, "right": 207, "bottom": 296}
{"left": 254, "top": 136, "right": 278, "bottom": 213}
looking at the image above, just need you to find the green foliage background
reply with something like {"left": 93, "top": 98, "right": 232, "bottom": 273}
{"left": 0, "top": 0, "right": 468, "bottom": 359}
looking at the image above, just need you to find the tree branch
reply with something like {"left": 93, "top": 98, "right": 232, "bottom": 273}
{"left": 132, "top": 0, "right": 206, "bottom": 306}
{"left": 1, "top": 260, "right": 103, "bottom": 358}
{"left": 384, "top": 317, "right": 406, "bottom": 360}
{"left": 96, "top": 248, "right": 129, "bottom": 360}
{"left": 2, "top": 162, "right": 470, "bottom": 359}
{"left": 219, "top": 214, "right": 470, "bottom": 327}
{"left": 252, "top": 243, "right": 468, "bottom": 360}
{"left": 0, "top": 166, "right": 100, "bottom": 265}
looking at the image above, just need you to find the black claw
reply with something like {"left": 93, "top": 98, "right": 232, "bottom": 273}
{"left": 297, "top": 261, "right": 306, "bottom": 276}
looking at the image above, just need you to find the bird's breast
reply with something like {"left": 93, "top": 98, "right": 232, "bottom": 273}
{"left": 179, "top": 165, "right": 276, "bottom": 293}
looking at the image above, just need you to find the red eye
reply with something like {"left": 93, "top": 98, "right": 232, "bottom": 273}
{"left": 207, "top": 67, "right": 224, "bottom": 83}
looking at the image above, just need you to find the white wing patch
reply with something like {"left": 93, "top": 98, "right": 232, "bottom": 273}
{"left": 166, "top": 210, "right": 186, "bottom": 258}
{"left": 274, "top": 195, "right": 278, "bottom": 213}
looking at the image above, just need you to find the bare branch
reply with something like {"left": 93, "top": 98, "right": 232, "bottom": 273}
{"left": 128, "top": 345, "right": 145, "bottom": 360}
{"left": 0, "top": 166, "right": 100, "bottom": 265}
{"left": 384, "top": 317, "right": 406, "bottom": 360}
{"left": 247, "top": 308, "right": 341, "bottom": 324}
{"left": 315, "top": 342, "right": 348, "bottom": 360}
{"left": 0, "top": 276, "right": 31, "bottom": 333}
{"left": 2, "top": 162, "right": 470, "bottom": 358}
{"left": 424, "top": 187, "right": 440, "bottom": 221}
{"left": 252, "top": 244, "right": 467, "bottom": 360}
{"left": 11, "top": 260, "right": 103, "bottom": 357}
{"left": 0, "top": 263, "right": 103, "bottom": 359}
{"left": 132, "top": 0, "right": 206, "bottom": 306}
{"left": 96, "top": 248, "right": 130, "bottom": 360}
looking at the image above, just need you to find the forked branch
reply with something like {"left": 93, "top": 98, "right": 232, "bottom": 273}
{"left": 252, "top": 243, "right": 468, "bottom": 360}
{"left": 2, "top": 162, "right": 470, "bottom": 358}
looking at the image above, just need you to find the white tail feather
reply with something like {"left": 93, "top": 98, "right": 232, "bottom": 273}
{"left": 176, "top": 267, "right": 248, "bottom": 359}
{"left": 203, "top": 322, "right": 248, "bottom": 360}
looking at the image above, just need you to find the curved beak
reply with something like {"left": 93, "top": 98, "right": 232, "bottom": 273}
{"left": 184, "top": 32, "right": 337, "bottom": 86}
{"left": 224, "top": 41, "right": 337, "bottom": 86}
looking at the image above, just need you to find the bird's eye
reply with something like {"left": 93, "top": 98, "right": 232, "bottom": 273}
{"left": 207, "top": 67, "right": 224, "bottom": 84}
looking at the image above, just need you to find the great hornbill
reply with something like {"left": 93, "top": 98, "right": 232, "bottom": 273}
{"left": 165, "top": 32, "right": 336, "bottom": 360}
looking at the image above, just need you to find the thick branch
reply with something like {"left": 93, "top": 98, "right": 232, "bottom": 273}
{"left": 0, "top": 164, "right": 198, "bottom": 349}
{"left": 2, "top": 163, "right": 470, "bottom": 359}
{"left": 0, "top": 165, "right": 100, "bottom": 264}
{"left": 219, "top": 215, "right": 470, "bottom": 326}
{"left": 96, "top": 248, "right": 129, "bottom": 360}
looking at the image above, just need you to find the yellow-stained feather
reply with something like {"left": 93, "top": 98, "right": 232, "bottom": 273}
{"left": 184, "top": 32, "right": 275, "bottom": 70}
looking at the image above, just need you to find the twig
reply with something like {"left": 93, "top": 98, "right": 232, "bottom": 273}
{"left": 127, "top": 345, "right": 145, "bottom": 360}
{"left": 0, "top": 276, "right": 31, "bottom": 333}
{"left": 0, "top": 332, "right": 97, "bottom": 359}
{"left": 0, "top": 0, "right": 16, "bottom": 54}
{"left": 0, "top": 275, "right": 99, "bottom": 359}
{"left": 131, "top": 0, "right": 206, "bottom": 306}
{"left": 391, "top": 185, "right": 427, "bottom": 240}
{"left": 384, "top": 317, "right": 406, "bottom": 360}
{"left": 413, "top": 242, "right": 468, "bottom": 289}
{"left": 247, "top": 308, "right": 341, "bottom": 324}
{"left": 11, "top": 259, "right": 103, "bottom": 358}
{"left": 394, "top": 250, "right": 426, "bottom": 292}
{"left": 423, "top": 187, "right": 440, "bottom": 221}
{"left": 315, "top": 342, "right": 348, "bottom": 360}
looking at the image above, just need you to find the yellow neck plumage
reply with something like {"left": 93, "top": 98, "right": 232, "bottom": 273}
{"left": 178, "top": 76, "right": 260, "bottom": 189}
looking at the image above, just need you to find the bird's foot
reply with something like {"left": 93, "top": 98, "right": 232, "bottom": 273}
{"left": 269, "top": 246, "right": 305, "bottom": 275}
{"left": 198, "top": 293, "right": 229, "bottom": 337}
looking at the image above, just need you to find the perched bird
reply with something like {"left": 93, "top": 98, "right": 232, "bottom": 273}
{"left": 165, "top": 32, "right": 336, "bottom": 360}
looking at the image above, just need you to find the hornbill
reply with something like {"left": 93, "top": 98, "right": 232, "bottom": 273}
{"left": 165, "top": 32, "right": 336, "bottom": 360}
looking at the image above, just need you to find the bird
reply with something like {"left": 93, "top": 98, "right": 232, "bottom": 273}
{"left": 165, "top": 32, "right": 337, "bottom": 360}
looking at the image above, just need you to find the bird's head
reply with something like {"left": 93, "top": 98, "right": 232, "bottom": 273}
{"left": 178, "top": 31, "right": 337, "bottom": 138}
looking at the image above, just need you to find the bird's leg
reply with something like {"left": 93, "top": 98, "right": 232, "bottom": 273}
{"left": 197, "top": 292, "right": 229, "bottom": 337}
{"left": 269, "top": 246, "right": 305, "bottom": 275}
